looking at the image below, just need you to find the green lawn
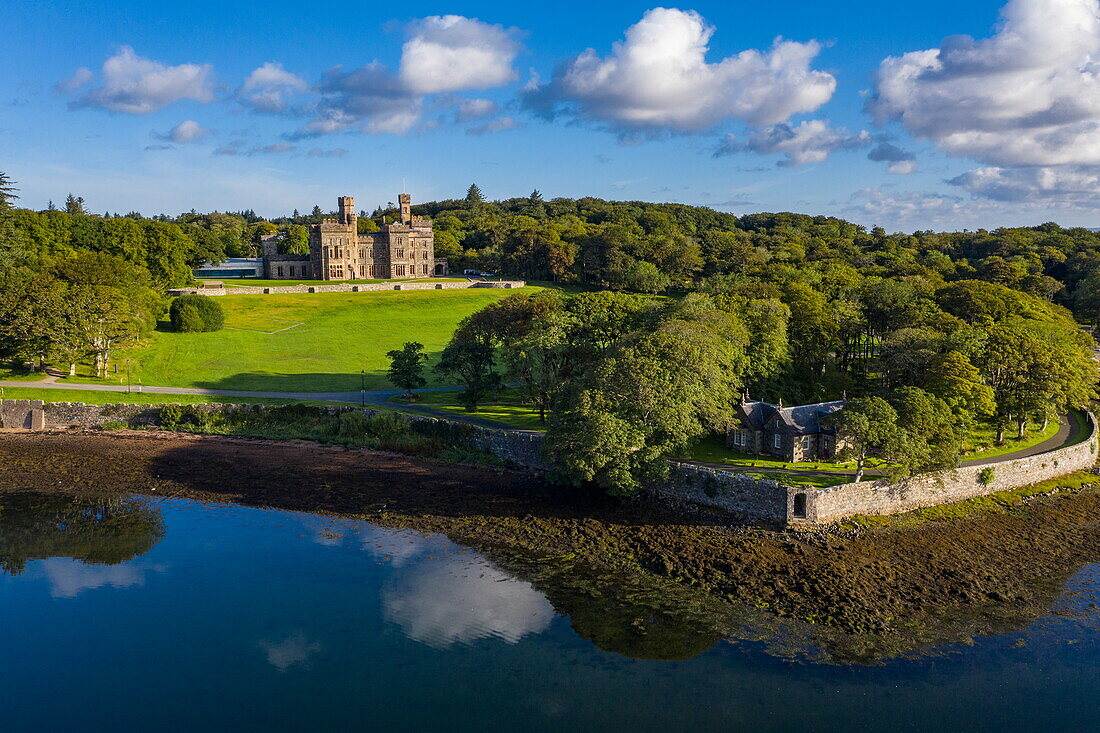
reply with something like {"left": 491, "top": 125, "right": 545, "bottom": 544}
{"left": 390, "top": 387, "right": 547, "bottom": 430}
{"left": 68, "top": 286, "right": 552, "bottom": 393}
{"left": 0, "top": 386, "right": 345, "bottom": 407}
{"left": 427, "top": 403, "right": 547, "bottom": 430}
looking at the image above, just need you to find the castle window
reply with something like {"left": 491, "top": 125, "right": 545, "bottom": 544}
{"left": 395, "top": 265, "right": 406, "bottom": 276}
{"left": 359, "top": 249, "right": 364, "bottom": 258}
{"left": 276, "top": 266, "right": 283, "bottom": 278}
{"left": 396, "top": 249, "right": 405, "bottom": 259}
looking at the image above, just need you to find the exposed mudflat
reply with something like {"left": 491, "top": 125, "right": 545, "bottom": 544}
{"left": 2, "top": 430, "right": 1098, "bottom": 663}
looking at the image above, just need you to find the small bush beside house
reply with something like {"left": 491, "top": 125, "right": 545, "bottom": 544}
{"left": 170, "top": 294, "right": 225, "bottom": 333}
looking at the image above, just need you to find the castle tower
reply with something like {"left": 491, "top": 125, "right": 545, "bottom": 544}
{"left": 337, "top": 195, "right": 356, "bottom": 227}
{"left": 398, "top": 193, "right": 412, "bottom": 225}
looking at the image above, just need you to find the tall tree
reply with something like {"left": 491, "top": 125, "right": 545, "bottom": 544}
{"left": 0, "top": 171, "right": 18, "bottom": 212}
{"left": 386, "top": 342, "right": 428, "bottom": 399}
{"left": 825, "top": 397, "right": 908, "bottom": 482}
{"left": 64, "top": 193, "right": 87, "bottom": 216}
{"left": 465, "top": 184, "right": 485, "bottom": 206}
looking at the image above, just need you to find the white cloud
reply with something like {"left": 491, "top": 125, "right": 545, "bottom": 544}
{"left": 290, "top": 63, "right": 422, "bottom": 138}
{"left": 949, "top": 165, "right": 1100, "bottom": 203}
{"left": 531, "top": 8, "right": 835, "bottom": 134}
{"left": 258, "top": 632, "right": 322, "bottom": 672}
{"left": 886, "top": 160, "right": 918, "bottom": 175}
{"left": 466, "top": 116, "right": 523, "bottom": 135}
{"left": 56, "top": 67, "right": 93, "bottom": 92}
{"left": 291, "top": 16, "right": 522, "bottom": 139}
{"left": 239, "top": 62, "right": 309, "bottom": 114}
{"left": 213, "top": 140, "right": 296, "bottom": 156}
{"left": 870, "top": 0, "right": 1100, "bottom": 168}
{"left": 398, "top": 15, "right": 522, "bottom": 95}
{"left": 155, "top": 119, "right": 210, "bottom": 144}
{"left": 716, "top": 120, "right": 870, "bottom": 166}
{"left": 383, "top": 556, "right": 555, "bottom": 648}
{"left": 456, "top": 98, "right": 499, "bottom": 121}
{"left": 67, "top": 46, "right": 215, "bottom": 114}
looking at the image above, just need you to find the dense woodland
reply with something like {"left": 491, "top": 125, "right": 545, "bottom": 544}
{"left": 2, "top": 173, "right": 1099, "bottom": 493}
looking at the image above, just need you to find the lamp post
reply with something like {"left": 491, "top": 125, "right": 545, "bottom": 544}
{"left": 360, "top": 369, "right": 366, "bottom": 406}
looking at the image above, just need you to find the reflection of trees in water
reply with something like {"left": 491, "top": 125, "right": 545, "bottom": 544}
{"left": 0, "top": 492, "right": 165, "bottom": 575}
{"left": 459, "top": 548, "right": 1100, "bottom": 666}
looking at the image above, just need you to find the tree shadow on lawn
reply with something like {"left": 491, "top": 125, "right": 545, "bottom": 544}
{"left": 190, "top": 371, "right": 398, "bottom": 394}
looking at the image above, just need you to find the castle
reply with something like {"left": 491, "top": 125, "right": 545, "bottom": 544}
{"left": 261, "top": 193, "right": 448, "bottom": 280}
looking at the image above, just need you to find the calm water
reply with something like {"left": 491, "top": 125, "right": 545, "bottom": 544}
{"left": 1, "top": 492, "right": 1098, "bottom": 732}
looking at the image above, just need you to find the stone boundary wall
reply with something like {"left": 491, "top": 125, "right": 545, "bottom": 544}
{"left": 656, "top": 462, "right": 793, "bottom": 524}
{"left": 3, "top": 399, "right": 1095, "bottom": 526}
{"left": 804, "top": 411, "right": 1099, "bottom": 523}
{"left": 0, "top": 399, "right": 548, "bottom": 471}
{"left": 167, "top": 280, "right": 526, "bottom": 297}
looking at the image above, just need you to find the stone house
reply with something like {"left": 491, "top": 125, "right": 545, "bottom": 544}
{"left": 261, "top": 193, "right": 448, "bottom": 281}
{"left": 728, "top": 399, "right": 847, "bottom": 462}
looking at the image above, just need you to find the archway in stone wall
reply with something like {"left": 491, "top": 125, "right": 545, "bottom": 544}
{"left": 793, "top": 493, "right": 807, "bottom": 519}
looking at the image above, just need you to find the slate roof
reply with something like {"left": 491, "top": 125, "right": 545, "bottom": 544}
{"left": 738, "top": 399, "right": 846, "bottom": 435}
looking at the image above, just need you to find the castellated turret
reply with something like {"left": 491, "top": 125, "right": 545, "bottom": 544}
{"left": 337, "top": 195, "right": 356, "bottom": 227}
{"left": 280, "top": 192, "right": 446, "bottom": 281}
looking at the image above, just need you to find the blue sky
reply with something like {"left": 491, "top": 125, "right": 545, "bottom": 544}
{"left": 3, "top": 0, "right": 1099, "bottom": 230}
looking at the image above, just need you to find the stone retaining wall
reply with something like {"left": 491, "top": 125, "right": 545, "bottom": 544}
{"left": 803, "top": 412, "right": 1098, "bottom": 523}
{"left": 167, "top": 280, "right": 526, "bottom": 296}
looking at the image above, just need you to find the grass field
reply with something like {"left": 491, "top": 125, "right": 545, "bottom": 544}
{"left": 87, "top": 286, "right": 554, "bottom": 393}
{"left": 0, "top": 386, "right": 346, "bottom": 406}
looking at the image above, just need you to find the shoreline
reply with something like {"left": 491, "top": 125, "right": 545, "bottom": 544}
{"left": 2, "top": 429, "right": 1098, "bottom": 663}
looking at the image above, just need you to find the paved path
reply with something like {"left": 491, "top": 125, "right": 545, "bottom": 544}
{"left": 0, "top": 380, "right": 521, "bottom": 430}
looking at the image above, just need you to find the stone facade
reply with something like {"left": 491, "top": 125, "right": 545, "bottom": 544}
{"left": 729, "top": 399, "right": 847, "bottom": 462}
{"left": 260, "top": 193, "right": 447, "bottom": 281}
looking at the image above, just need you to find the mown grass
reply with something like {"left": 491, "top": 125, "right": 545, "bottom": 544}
{"left": 390, "top": 387, "right": 547, "bottom": 430}
{"left": 0, "top": 386, "right": 345, "bottom": 407}
{"left": 70, "top": 286, "right": 553, "bottom": 393}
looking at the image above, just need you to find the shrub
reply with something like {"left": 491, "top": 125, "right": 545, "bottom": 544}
{"left": 170, "top": 294, "right": 225, "bottom": 332}
{"left": 978, "top": 466, "right": 996, "bottom": 486}
{"left": 176, "top": 303, "right": 204, "bottom": 333}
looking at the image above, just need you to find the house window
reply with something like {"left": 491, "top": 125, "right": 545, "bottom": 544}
{"left": 276, "top": 266, "right": 283, "bottom": 278}
{"left": 802, "top": 435, "right": 811, "bottom": 449}
{"left": 774, "top": 434, "right": 782, "bottom": 449}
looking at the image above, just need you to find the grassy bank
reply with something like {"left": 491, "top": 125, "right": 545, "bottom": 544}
{"left": 72, "top": 286, "right": 551, "bottom": 393}
{"left": 0, "top": 386, "right": 343, "bottom": 407}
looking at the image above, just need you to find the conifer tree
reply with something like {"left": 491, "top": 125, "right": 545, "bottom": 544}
{"left": 465, "top": 183, "right": 485, "bottom": 206}
{"left": 0, "top": 171, "right": 18, "bottom": 212}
